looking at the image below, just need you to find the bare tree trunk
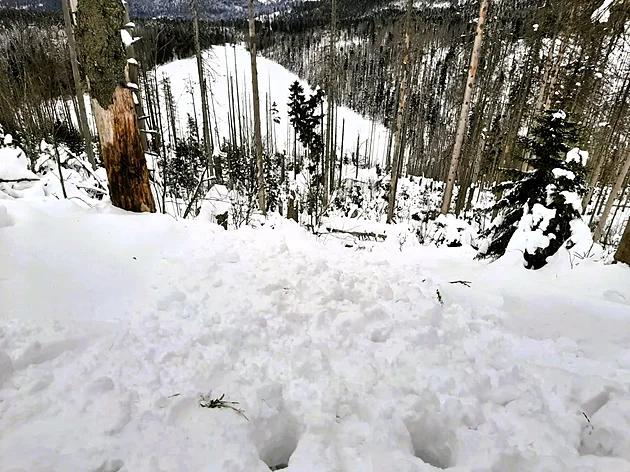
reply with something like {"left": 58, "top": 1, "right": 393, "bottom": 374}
{"left": 248, "top": 0, "right": 266, "bottom": 214}
{"left": 440, "top": 0, "right": 489, "bottom": 215}
{"left": 386, "top": 0, "right": 413, "bottom": 224}
{"left": 615, "top": 216, "right": 630, "bottom": 265}
{"left": 593, "top": 148, "right": 630, "bottom": 242}
{"left": 338, "top": 117, "right": 345, "bottom": 189}
{"left": 323, "top": 0, "right": 337, "bottom": 207}
{"left": 62, "top": 0, "right": 95, "bottom": 169}
{"left": 75, "top": 0, "right": 155, "bottom": 213}
{"left": 191, "top": 0, "right": 215, "bottom": 176}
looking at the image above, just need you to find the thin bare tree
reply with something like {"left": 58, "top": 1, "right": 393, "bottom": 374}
{"left": 248, "top": 0, "right": 266, "bottom": 214}
{"left": 61, "top": 0, "right": 95, "bottom": 169}
{"left": 190, "top": 0, "right": 215, "bottom": 176}
{"left": 593, "top": 147, "right": 630, "bottom": 242}
{"left": 441, "top": 0, "right": 489, "bottom": 215}
{"left": 386, "top": 0, "right": 413, "bottom": 224}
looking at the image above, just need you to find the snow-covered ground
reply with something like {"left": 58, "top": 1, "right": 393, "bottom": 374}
{"left": 2, "top": 199, "right": 630, "bottom": 471}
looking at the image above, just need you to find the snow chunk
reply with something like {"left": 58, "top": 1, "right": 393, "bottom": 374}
{"left": 127, "top": 58, "right": 138, "bottom": 65}
{"left": 552, "top": 168, "right": 575, "bottom": 180}
{"left": 552, "top": 110, "right": 566, "bottom": 121}
{"left": 591, "top": 0, "right": 615, "bottom": 23}
{"left": 561, "top": 190, "right": 582, "bottom": 212}
{"left": 567, "top": 147, "right": 589, "bottom": 166}
{"left": 507, "top": 204, "right": 556, "bottom": 258}
{"left": 533, "top": 23, "right": 539, "bottom": 31}
{"left": 120, "top": 29, "right": 140, "bottom": 47}
{"left": 0, "top": 147, "right": 38, "bottom": 182}
{"left": 4, "top": 134, "right": 13, "bottom": 146}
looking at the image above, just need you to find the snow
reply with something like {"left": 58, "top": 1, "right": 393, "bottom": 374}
{"left": 120, "top": 29, "right": 140, "bottom": 47}
{"left": 561, "top": 190, "right": 583, "bottom": 212}
{"left": 157, "top": 45, "right": 390, "bottom": 164}
{"left": 552, "top": 110, "right": 567, "bottom": 121}
{"left": 591, "top": 0, "right": 615, "bottom": 23}
{"left": 552, "top": 168, "right": 575, "bottom": 180}
{"left": 507, "top": 203, "right": 556, "bottom": 256}
{"left": 0, "top": 145, "right": 38, "bottom": 182}
{"left": 2, "top": 199, "right": 630, "bottom": 471}
{"left": 567, "top": 147, "right": 589, "bottom": 166}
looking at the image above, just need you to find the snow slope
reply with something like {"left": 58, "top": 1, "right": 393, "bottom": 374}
{"left": 157, "top": 44, "right": 390, "bottom": 165}
{"left": 2, "top": 199, "right": 630, "bottom": 471}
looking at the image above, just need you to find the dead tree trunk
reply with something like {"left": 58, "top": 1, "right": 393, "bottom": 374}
{"left": 323, "top": 0, "right": 337, "bottom": 207}
{"left": 615, "top": 217, "right": 630, "bottom": 265}
{"left": 386, "top": 0, "right": 413, "bottom": 224}
{"left": 440, "top": 0, "right": 489, "bottom": 215}
{"left": 191, "top": 0, "right": 215, "bottom": 176}
{"left": 62, "top": 0, "right": 95, "bottom": 169}
{"left": 248, "top": 0, "right": 266, "bottom": 214}
{"left": 75, "top": 0, "right": 155, "bottom": 213}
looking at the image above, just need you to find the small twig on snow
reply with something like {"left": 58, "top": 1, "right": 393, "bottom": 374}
{"left": 199, "top": 393, "right": 249, "bottom": 421}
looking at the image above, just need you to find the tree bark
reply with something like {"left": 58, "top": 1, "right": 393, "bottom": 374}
{"left": 593, "top": 148, "right": 630, "bottom": 242}
{"left": 92, "top": 87, "right": 155, "bottom": 212}
{"left": 440, "top": 0, "right": 489, "bottom": 215}
{"left": 248, "top": 0, "right": 266, "bottom": 214}
{"left": 386, "top": 0, "right": 413, "bottom": 224}
{"left": 62, "top": 0, "right": 95, "bottom": 169}
{"left": 75, "top": 0, "right": 154, "bottom": 213}
{"left": 615, "top": 216, "right": 630, "bottom": 265}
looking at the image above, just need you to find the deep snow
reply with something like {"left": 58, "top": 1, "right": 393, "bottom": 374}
{"left": 2, "top": 200, "right": 630, "bottom": 472}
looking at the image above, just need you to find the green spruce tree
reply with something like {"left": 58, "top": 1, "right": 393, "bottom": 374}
{"left": 478, "top": 110, "right": 588, "bottom": 269}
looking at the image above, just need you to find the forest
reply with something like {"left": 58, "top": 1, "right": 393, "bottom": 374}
{"left": 1, "top": 0, "right": 629, "bottom": 266}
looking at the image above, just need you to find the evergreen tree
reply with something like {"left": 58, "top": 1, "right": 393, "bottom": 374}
{"left": 287, "top": 80, "right": 325, "bottom": 215}
{"left": 478, "top": 110, "right": 588, "bottom": 269}
{"left": 161, "top": 115, "right": 206, "bottom": 200}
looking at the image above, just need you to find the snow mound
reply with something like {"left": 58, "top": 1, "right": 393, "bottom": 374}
{"left": 1, "top": 199, "right": 630, "bottom": 471}
{"left": 0, "top": 146, "right": 38, "bottom": 183}
{"left": 0, "top": 204, "right": 13, "bottom": 228}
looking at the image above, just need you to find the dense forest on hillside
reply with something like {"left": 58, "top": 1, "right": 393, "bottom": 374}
{"left": 1, "top": 0, "right": 629, "bottom": 262}
{"left": 263, "top": 0, "right": 630, "bottom": 217}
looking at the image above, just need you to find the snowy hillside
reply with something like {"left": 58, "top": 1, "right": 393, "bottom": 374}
{"left": 157, "top": 44, "right": 390, "bottom": 166}
{"left": 2, "top": 0, "right": 301, "bottom": 18}
{"left": 2, "top": 199, "right": 630, "bottom": 471}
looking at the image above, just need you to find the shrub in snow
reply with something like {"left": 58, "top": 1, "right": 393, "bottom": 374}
{"left": 159, "top": 115, "right": 207, "bottom": 202}
{"left": 426, "top": 214, "right": 478, "bottom": 248}
{"left": 477, "top": 110, "right": 591, "bottom": 269}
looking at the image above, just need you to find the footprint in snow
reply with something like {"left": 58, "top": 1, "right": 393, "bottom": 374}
{"left": 603, "top": 290, "right": 629, "bottom": 305}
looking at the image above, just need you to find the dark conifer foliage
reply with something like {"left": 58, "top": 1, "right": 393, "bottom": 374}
{"left": 478, "top": 110, "right": 587, "bottom": 268}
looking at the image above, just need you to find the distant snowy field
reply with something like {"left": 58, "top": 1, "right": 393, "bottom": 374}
{"left": 2, "top": 199, "right": 630, "bottom": 471}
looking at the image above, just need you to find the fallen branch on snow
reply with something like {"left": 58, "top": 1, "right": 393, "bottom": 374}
{"left": 449, "top": 280, "right": 472, "bottom": 287}
{"left": 0, "top": 177, "right": 39, "bottom": 183}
